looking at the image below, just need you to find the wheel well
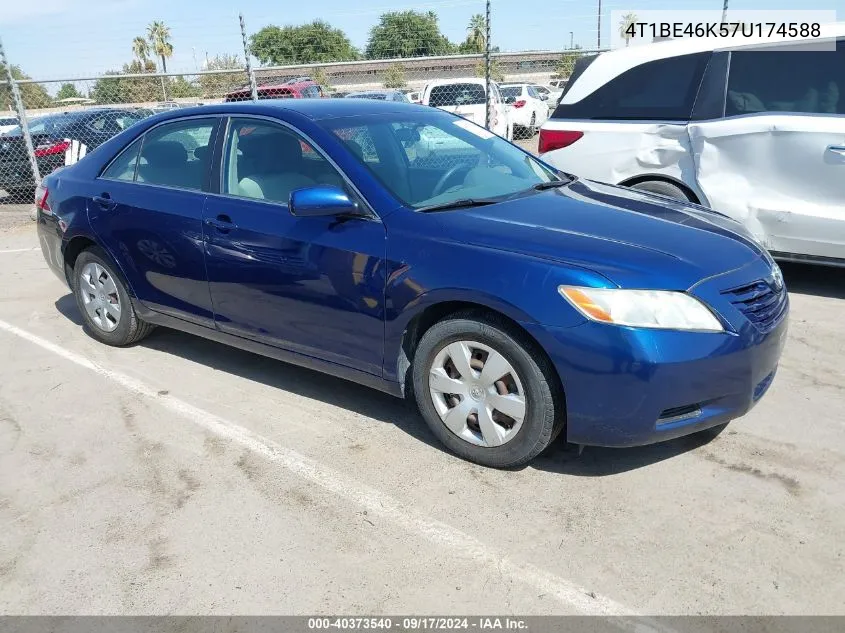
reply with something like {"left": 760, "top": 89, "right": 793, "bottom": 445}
{"left": 63, "top": 236, "right": 97, "bottom": 283}
{"left": 397, "top": 301, "right": 564, "bottom": 403}
{"left": 619, "top": 175, "right": 701, "bottom": 204}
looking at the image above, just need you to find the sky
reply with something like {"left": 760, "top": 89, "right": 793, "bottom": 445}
{"left": 0, "top": 0, "right": 841, "bottom": 86}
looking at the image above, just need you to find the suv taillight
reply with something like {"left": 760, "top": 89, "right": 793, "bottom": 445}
{"left": 35, "top": 184, "right": 51, "bottom": 215}
{"left": 513, "top": 100, "right": 526, "bottom": 108}
{"left": 34, "top": 140, "right": 70, "bottom": 158}
{"left": 538, "top": 129, "right": 583, "bottom": 154}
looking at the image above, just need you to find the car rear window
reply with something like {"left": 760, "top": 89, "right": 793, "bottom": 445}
{"left": 428, "top": 84, "right": 486, "bottom": 107}
{"left": 553, "top": 52, "right": 710, "bottom": 121}
{"left": 500, "top": 86, "right": 522, "bottom": 99}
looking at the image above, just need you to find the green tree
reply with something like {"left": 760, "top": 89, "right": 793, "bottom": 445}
{"left": 168, "top": 76, "right": 201, "bottom": 99}
{"left": 311, "top": 66, "right": 332, "bottom": 91}
{"left": 250, "top": 21, "right": 358, "bottom": 65}
{"left": 0, "top": 66, "right": 51, "bottom": 110}
{"left": 90, "top": 59, "right": 160, "bottom": 104}
{"left": 55, "top": 83, "right": 83, "bottom": 101}
{"left": 132, "top": 36, "right": 150, "bottom": 62}
{"left": 199, "top": 54, "right": 246, "bottom": 99}
{"left": 147, "top": 21, "right": 174, "bottom": 72}
{"left": 555, "top": 46, "right": 583, "bottom": 77}
{"left": 462, "top": 14, "right": 487, "bottom": 54}
{"left": 474, "top": 58, "right": 505, "bottom": 83}
{"left": 382, "top": 63, "right": 407, "bottom": 89}
{"left": 618, "top": 13, "right": 638, "bottom": 47}
{"left": 365, "top": 11, "right": 454, "bottom": 59}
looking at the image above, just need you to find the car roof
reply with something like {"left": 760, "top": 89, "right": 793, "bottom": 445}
{"left": 425, "top": 78, "right": 487, "bottom": 88}
{"left": 150, "top": 99, "right": 433, "bottom": 122}
{"left": 563, "top": 21, "right": 845, "bottom": 104}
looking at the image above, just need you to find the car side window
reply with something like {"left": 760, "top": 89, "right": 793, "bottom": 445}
{"left": 223, "top": 118, "right": 346, "bottom": 205}
{"left": 554, "top": 52, "right": 710, "bottom": 121}
{"left": 527, "top": 86, "right": 539, "bottom": 99}
{"left": 136, "top": 118, "right": 215, "bottom": 190}
{"left": 101, "top": 137, "right": 144, "bottom": 181}
{"left": 726, "top": 43, "right": 844, "bottom": 116}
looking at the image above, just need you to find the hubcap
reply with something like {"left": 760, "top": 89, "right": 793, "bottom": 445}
{"left": 428, "top": 340, "right": 526, "bottom": 448}
{"left": 79, "top": 262, "right": 121, "bottom": 332}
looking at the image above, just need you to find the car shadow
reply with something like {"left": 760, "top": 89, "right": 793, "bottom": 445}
{"left": 781, "top": 261, "right": 845, "bottom": 300}
{"left": 54, "top": 293, "right": 724, "bottom": 476}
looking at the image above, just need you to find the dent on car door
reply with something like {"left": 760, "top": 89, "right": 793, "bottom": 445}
{"left": 202, "top": 117, "right": 387, "bottom": 375}
{"left": 89, "top": 117, "right": 220, "bottom": 326}
{"left": 687, "top": 41, "right": 845, "bottom": 259}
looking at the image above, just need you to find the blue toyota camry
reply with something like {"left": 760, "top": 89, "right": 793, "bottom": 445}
{"left": 36, "top": 100, "right": 788, "bottom": 468}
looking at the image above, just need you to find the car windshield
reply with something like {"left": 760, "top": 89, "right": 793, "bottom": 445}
{"left": 500, "top": 86, "right": 522, "bottom": 99}
{"left": 428, "top": 84, "right": 486, "bottom": 107}
{"left": 321, "top": 111, "right": 560, "bottom": 210}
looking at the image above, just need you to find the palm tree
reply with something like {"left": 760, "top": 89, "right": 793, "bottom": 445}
{"left": 132, "top": 36, "right": 150, "bottom": 63}
{"left": 618, "top": 13, "right": 638, "bottom": 47}
{"left": 147, "top": 21, "right": 174, "bottom": 73}
{"left": 466, "top": 14, "right": 487, "bottom": 53}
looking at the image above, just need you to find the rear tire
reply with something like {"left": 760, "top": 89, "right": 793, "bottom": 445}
{"left": 412, "top": 312, "right": 564, "bottom": 468}
{"left": 629, "top": 180, "right": 692, "bottom": 202}
{"left": 73, "top": 247, "right": 154, "bottom": 347}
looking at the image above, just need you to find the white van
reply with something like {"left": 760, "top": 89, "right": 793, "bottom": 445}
{"left": 539, "top": 27, "right": 845, "bottom": 266}
{"left": 422, "top": 78, "right": 513, "bottom": 141}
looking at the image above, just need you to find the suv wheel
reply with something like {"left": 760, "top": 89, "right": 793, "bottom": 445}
{"left": 629, "top": 180, "right": 691, "bottom": 202}
{"left": 412, "top": 313, "right": 564, "bottom": 468}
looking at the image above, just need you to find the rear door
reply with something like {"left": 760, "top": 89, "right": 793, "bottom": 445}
{"left": 687, "top": 40, "right": 845, "bottom": 260}
{"left": 89, "top": 116, "right": 220, "bottom": 326}
{"left": 541, "top": 52, "right": 710, "bottom": 187}
{"left": 202, "top": 116, "right": 386, "bottom": 375}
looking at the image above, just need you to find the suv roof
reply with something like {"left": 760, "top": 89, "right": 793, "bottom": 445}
{"left": 563, "top": 22, "right": 845, "bottom": 105}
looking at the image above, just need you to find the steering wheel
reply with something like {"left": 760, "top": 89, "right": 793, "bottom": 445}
{"left": 431, "top": 163, "right": 472, "bottom": 198}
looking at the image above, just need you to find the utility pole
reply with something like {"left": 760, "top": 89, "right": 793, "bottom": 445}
{"left": 484, "top": 0, "right": 492, "bottom": 130}
{"left": 721, "top": 0, "right": 729, "bottom": 24}
{"left": 597, "top": 0, "right": 602, "bottom": 49}
{"left": 569, "top": 31, "right": 574, "bottom": 48}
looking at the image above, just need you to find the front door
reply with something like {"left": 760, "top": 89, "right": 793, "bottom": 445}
{"left": 202, "top": 117, "right": 386, "bottom": 375}
{"left": 89, "top": 116, "right": 220, "bottom": 326}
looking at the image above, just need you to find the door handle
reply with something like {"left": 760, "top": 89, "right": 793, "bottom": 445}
{"left": 204, "top": 215, "right": 237, "bottom": 233}
{"left": 826, "top": 145, "right": 845, "bottom": 156}
{"left": 93, "top": 194, "right": 116, "bottom": 210}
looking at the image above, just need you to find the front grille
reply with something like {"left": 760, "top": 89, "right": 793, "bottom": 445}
{"left": 722, "top": 279, "right": 788, "bottom": 333}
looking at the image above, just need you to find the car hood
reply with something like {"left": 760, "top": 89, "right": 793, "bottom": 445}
{"left": 433, "top": 179, "right": 766, "bottom": 290}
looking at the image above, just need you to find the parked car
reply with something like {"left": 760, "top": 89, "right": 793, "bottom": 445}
{"left": 421, "top": 78, "right": 512, "bottom": 140}
{"left": 540, "top": 28, "right": 845, "bottom": 266}
{"left": 36, "top": 100, "right": 787, "bottom": 468}
{"left": 0, "top": 107, "right": 150, "bottom": 196}
{"left": 402, "top": 89, "right": 422, "bottom": 104}
{"left": 546, "top": 79, "right": 567, "bottom": 104}
{"left": 499, "top": 83, "right": 549, "bottom": 135}
{"left": 224, "top": 77, "right": 325, "bottom": 102}
{"left": 0, "top": 114, "right": 19, "bottom": 135}
{"left": 344, "top": 90, "right": 409, "bottom": 102}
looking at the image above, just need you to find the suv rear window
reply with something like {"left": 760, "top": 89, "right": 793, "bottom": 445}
{"left": 500, "top": 86, "right": 522, "bottom": 99}
{"left": 553, "top": 52, "right": 710, "bottom": 121}
{"left": 428, "top": 84, "right": 485, "bottom": 107}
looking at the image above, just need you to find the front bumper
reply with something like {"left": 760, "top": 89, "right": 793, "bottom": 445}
{"left": 524, "top": 258, "right": 789, "bottom": 447}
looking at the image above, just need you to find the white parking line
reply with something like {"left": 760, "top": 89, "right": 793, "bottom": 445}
{"left": 0, "top": 317, "right": 667, "bottom": 629}
{"left": 0, "top": 247, "right": 38, "bottom": 254}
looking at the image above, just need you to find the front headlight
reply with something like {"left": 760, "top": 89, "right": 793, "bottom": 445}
{"left": 558, "top": 286, "right": 724, "bottom": 332}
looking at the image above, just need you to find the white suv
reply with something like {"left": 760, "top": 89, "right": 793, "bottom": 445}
{"left": 422, "top": 78, "right": 513, "bottom": 141}
{"left": 499, "top": 84, "right": 549, "bottom": 135}
{"left": 539, "top": 28, "right": 845, "bottom": 266}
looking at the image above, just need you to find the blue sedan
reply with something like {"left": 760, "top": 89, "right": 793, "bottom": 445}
{"left": 35, "top": 100, "right": 788, "bottom": 468}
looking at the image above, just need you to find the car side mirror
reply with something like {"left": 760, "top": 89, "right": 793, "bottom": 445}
{"left": 289, "top": 185, "right": 365, "bottom": 218}
{"left": 504, "top": 96, "right": 516, "bottom": 105}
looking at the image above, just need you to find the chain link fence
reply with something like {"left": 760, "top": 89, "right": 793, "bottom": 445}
{"left": 1, "top": 7, "right": 602, "bottom": 205}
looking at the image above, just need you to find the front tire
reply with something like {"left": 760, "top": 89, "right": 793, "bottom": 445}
{"left": 73, "top": 247, "right": 154, "bottom": 346}
{"left": 412, "top": 313, "right": 564, "bottom": 468}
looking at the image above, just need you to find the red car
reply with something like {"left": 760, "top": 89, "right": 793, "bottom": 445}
{"left": 224, "top": 77, "right": 325, "bottom": 102}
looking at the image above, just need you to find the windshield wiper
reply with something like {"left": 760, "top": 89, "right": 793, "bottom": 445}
{"left": 532, "top": 177, "right": 575, "bottom": 191}
{"left": 416, "top": 198, "right": 500, "bottom": 213}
